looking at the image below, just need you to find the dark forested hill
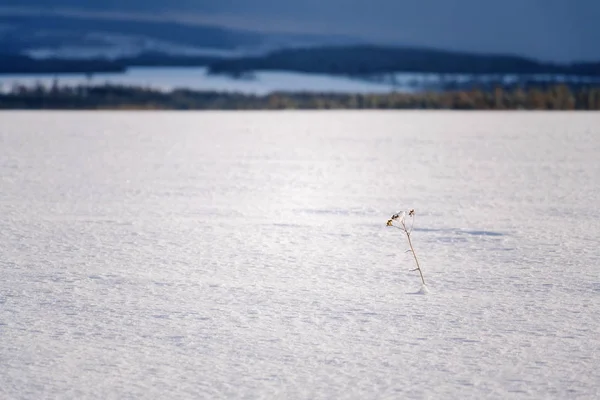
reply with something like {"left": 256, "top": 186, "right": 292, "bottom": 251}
{"left": 2, "top": 1, "right": 600, "bottom": 62}
{"left": 0, "top": 14, "right": 264, "bottom": 52}
{"left": 0, "top": 13, "right": 357, "bottom": 58}
{"left": 207, "top": 46, "right": 600, "bottom": 77}
{"left": 0, "top": 53, "right": 126, "bottom": 74}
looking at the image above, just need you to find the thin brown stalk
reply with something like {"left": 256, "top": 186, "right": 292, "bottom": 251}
{"left": 387, "top": 209, "right": 425, "bottom": 286}
{"left": 405, "top": 227, "right": 425, "bottom": 285}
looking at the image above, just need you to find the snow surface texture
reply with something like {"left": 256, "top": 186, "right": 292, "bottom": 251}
{"left": 0, "top": 111, "right": 599, "bottom": 399}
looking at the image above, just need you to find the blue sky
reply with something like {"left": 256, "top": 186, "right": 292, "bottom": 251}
{"left": 2, "top": 1, "right": 599, "bottom": 61}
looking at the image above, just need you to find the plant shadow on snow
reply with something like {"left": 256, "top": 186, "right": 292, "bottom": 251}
{"left": 416, "top": 227, "right": 505, "bottom": 237}
{"left": 419, "top": 227, "right": 510, "bottom": 247}
{"left": 406, "top": 285, "right": 430, "bottom": 295}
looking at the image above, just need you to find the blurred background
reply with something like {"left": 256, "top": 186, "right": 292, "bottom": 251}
{"left": 1, "top": 1, "right": 599, "bottom": 108}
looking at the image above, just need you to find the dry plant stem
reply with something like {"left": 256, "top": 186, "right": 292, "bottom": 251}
{"left": 400, "top": 218, "right": 425, "bottom": 286}
{"left": 388, "top": 209, "right": 425, "bottom": 286}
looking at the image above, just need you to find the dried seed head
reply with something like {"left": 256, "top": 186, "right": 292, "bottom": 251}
{"left": 386, "top": 219, "right": 393, "bottom": 226}
{"left": 409, "top": 209, "right": 415, "bottom": 217}
{"left": 391, "top": 211, "right": 406, "bottom": 220}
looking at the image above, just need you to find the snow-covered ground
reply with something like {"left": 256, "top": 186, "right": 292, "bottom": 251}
{"left": 0, "top": 111, "right": 599, "bottom": 399}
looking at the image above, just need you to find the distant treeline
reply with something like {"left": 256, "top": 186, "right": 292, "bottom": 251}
{"left": 1, "top": 84, "right": 599, "bottom": 110}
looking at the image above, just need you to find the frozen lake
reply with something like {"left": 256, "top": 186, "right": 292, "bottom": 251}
{"left": 1, "top": 111, "right": 599, "bottom": 399}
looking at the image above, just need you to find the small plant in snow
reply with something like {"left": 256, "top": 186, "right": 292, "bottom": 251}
{"left": 387, "top": 209, "right": 426, "bottom": 286}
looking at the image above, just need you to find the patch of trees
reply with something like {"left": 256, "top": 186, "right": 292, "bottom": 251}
{"left": 1, "top": 83, "right": 599, "bottom": 110}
